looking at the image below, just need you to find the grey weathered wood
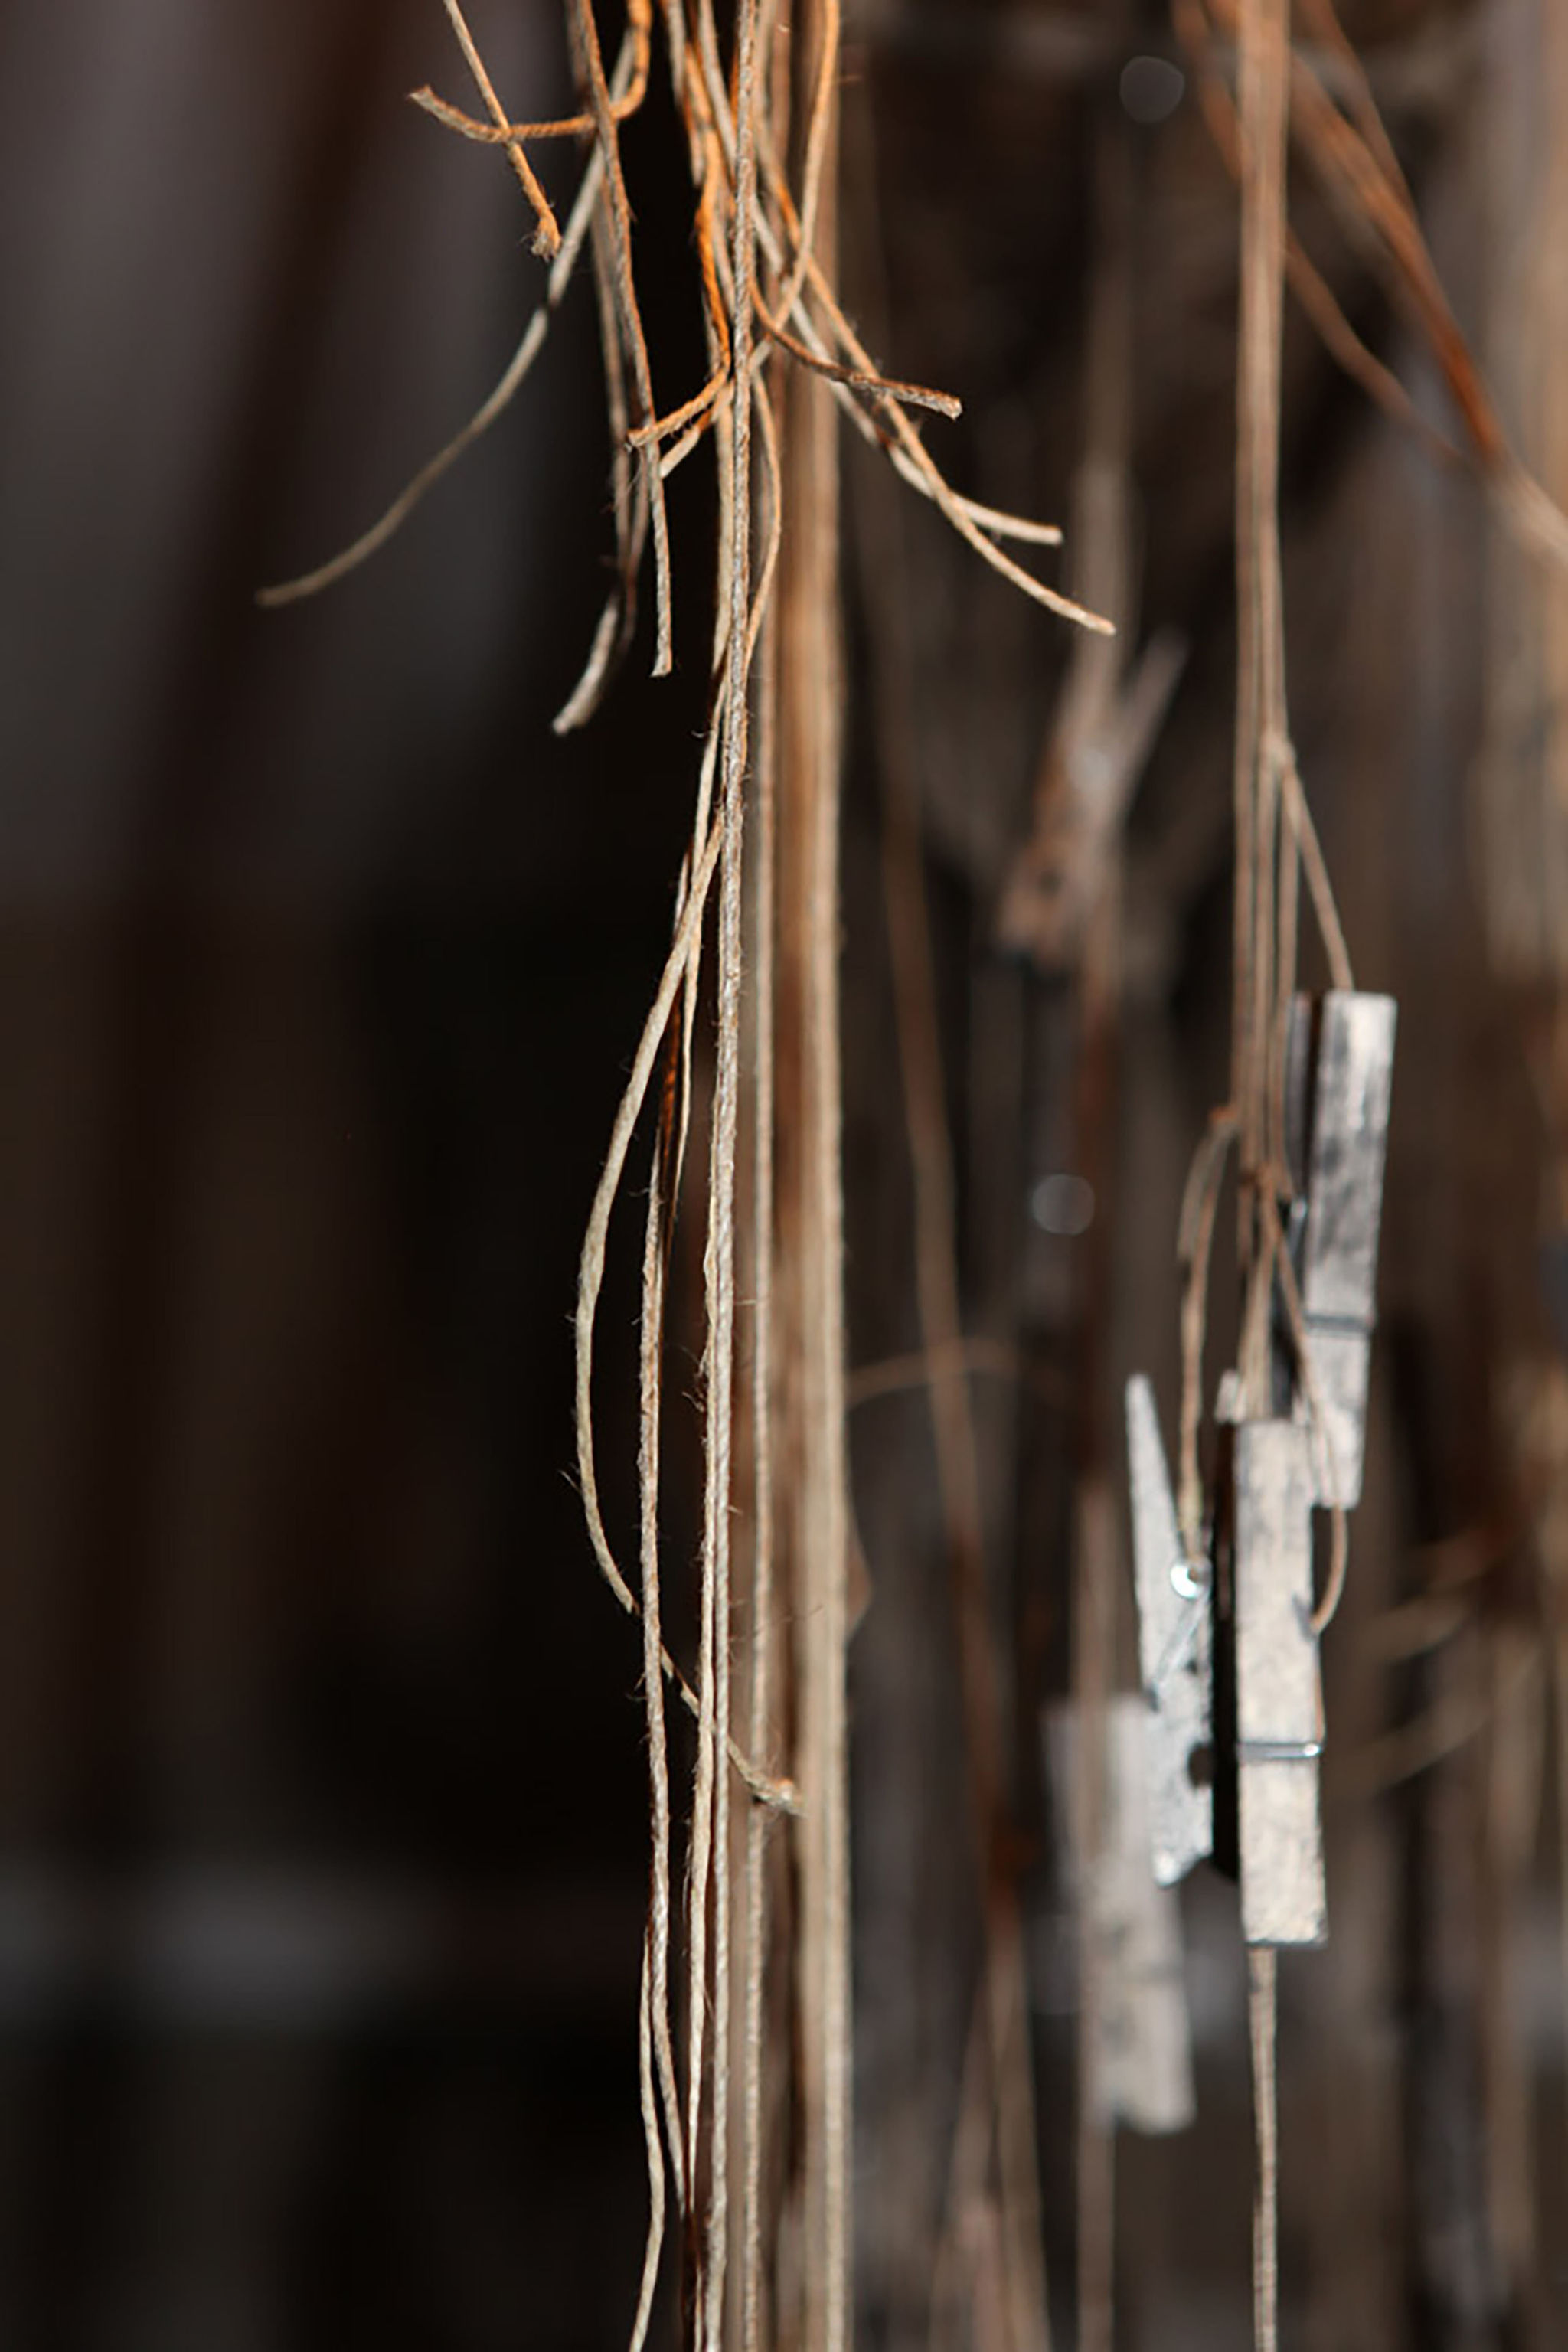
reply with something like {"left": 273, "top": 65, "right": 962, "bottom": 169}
{"left": 1282, "top": 991, "right": 1396, "bottom": 1508}
{"left": 1125, "top": 1375, "right": 1212, "bottom": 1886}
{"left": 1298, "top": 994, "right": 1396, "bottom": 1321}
{"left": 1045, "top": 1695, "right": 1197, "bottom": 2134}
{"left": 1235, "top": 1419, "right": 1327, "bottom": 1947}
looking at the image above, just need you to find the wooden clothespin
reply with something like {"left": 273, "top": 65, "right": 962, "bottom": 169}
{"left": 1276, "top": 991, "right": 1398, "bottom": 1508}
{"left": 1125, "top": 1395, "right": 1330, "bottom": 1945}
{"left": 1236, "top": 990, "right": 1393, "bottom": 1945}
{"left": 997, "top": 634, "right": 1186, "bottom": 975}
{"left": 1127, "top": 991, "right": 1396, "bottom": 1945}
{"left": 1044, "top": 1694, "right": 1197, "bottom": 2135}
{"left": 1125, "top": 1375, "right": 1212, "bottom": 1887}
{"left": 1233, "top": 1418, "right": 1325, "bottom": 1946}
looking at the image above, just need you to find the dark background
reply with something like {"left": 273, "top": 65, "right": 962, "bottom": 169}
{"left": 0, "top": 2, "right": 697, "bottom": 2341}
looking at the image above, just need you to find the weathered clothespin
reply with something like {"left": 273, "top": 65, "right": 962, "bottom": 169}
{"left": 1126, "top": 1383, "right": 1330, "bottom": 1943}
{"left": 1127, "top": 991, "right": 1395, "bottom": 1946}
{"left": 1125, "top": 1374, "right": 1212, "bottom": 1887}
{"left": 1044, "top": 1694, "right": 1197, "bottom": 2134}
{"left": 1232, "top": 990, "right": 1393, "bottom": 1945}
{"left": 1276, "top": 991, "right": 1397, "bottom": 1508}
{"left": 1233, "top": 1418, "right": 1326, "bottom": 1946}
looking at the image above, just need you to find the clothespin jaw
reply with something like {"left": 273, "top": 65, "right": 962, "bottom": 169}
{"left": 1125, "top": 1375, "right": 1213, "bottom": 1887}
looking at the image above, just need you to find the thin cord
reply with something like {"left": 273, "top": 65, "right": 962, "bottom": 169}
{"left": 1177, "top": 1106, "right": 1240, "bottom": 1559}
{"left": 696, "top": 8, "right": 765, "bottom": 2341}
{"left": 1248, "top": 1948, "right": 1280, "bottom": 2352}
{"left": 1235, "top": 13, "right": 1291, "bottom": 2352}
{"left": 571, "top": 0, "right": 675, "bottom": 675}
{"left": 571, "top": 811, "right": 797, "bottom": 1814}
{"left": 740, "top": 390, "right": 779, "bottom": 2352}
{"left": 256, "top": 50, "right": 622, "bottom": 608}
{"left": 639, "top": 1148, "right": 687, "bottom": 2226}
{"left": 628, "top": 1937, "right": 668, "bottom": 2352}
{"left": 437, "top": 0, "right": 562, "bottom": 253}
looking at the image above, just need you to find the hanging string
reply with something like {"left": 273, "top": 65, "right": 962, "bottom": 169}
{"left": 1248, "top": 1948, "right": 1280, "bottom": 2352}
{"left": 694, "top": 11, "right": 765, "bottom": 2345}
{"left": 263, "top": 8, "right": 1121, "bottom": 2345}
{"left": 1234, "top": 6, "right": 1292, "bottom": 2348}
{"left": 1234, "top": 0, "right": 1290, "bottom": 1290}
{"left": 740, "top": 452, "right": 779, "bottom": 2352}
{"left": 1178, "top": 1106, "right": 1240, "bottom": 1562}
{"left": 639, "top": 1139, "right": 687, "bottom": 2226}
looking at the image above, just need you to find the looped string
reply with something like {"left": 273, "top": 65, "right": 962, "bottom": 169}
{"left": 1177, "top": 1106, "right": 1240, "bottom": 1561}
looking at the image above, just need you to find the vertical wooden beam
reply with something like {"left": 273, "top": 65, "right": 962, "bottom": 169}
{"left": 772, "top": 5, "right": 851, "bottom": 2343}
